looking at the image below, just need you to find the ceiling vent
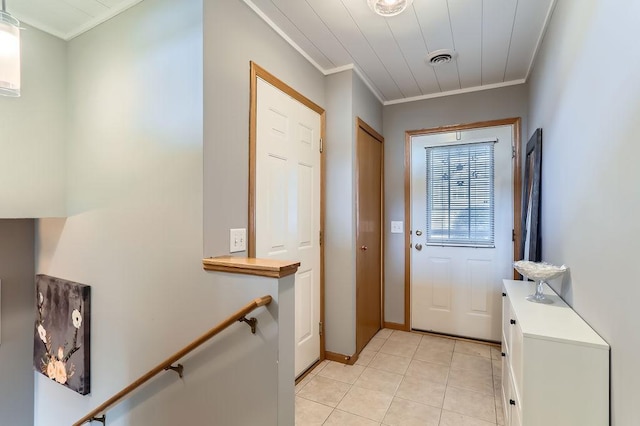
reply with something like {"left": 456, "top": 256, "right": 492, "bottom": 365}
{"left": 427, "top": 49, "right": 458, "bottom": 67}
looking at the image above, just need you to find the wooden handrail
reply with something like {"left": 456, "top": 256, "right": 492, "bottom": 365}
{"left": 73, "top": 295, "right": 273, "bottom": 426}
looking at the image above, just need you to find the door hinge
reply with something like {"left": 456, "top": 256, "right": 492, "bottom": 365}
{"left": 319, "top": 137, "right": 323, "bottom": 153}
{"left": 512, "top": 145, "right": 516, "bottom": 159}
{"left": 512, "top": 229, "right": 515, "bottom": 241}
{"left": 319, "top": 230, "right": 323, "bottom": 246}
{"left": 319, "top": 321, "right": 323, "bottom": 336}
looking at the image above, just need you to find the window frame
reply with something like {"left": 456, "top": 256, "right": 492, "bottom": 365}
{"left": 425, "top": 140, "right": 496, "bottom": 248}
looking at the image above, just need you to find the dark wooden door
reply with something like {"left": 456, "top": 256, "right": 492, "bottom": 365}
{"left": 356, "top": 120, "right": 383, "bottom": 353}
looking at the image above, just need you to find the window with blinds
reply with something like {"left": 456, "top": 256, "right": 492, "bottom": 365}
{"left": 425, "top": 142, "right": 495, "bottom": 247}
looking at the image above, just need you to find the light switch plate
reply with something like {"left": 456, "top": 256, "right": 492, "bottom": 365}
{"left": 229, "top": 228, "right": 247, "bottom": 253}
{"left": 391, "top": 221, "right": 404, "bottom": 234}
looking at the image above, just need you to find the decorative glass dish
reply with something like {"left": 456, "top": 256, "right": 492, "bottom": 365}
{"left": 513, "top": 260, "right": 567, "bottom": 304}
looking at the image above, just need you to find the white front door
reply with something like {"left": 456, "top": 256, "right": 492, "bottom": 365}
{"left": 255, "top": 78, "right": 321, "bottom": 376}
{"left": 411, "top": 125, "right": 514, "bottom": 341}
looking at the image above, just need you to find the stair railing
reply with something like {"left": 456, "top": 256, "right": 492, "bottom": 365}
{"left": 73, "top": 295, "right": 273, "bottom": 425}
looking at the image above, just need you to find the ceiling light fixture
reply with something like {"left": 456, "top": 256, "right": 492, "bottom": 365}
{"left": 0, "top": 0, "right": 20, "bottom": 97}
{"left": 367, "top": 0, "right": 413, "bottom": 17}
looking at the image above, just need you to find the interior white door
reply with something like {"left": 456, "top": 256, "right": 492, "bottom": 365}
{"left": 255, "top": 78, "right": 321, "bottom": 376}
{"left": 411, "top": 125, "right": 513, "bottom": 341}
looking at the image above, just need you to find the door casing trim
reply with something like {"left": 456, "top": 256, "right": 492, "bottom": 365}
{"left": 403, "top": 118, "right": 522, "bottom": 331}
{"left": 248, "top": 61, "right": 326, "bottom": 361}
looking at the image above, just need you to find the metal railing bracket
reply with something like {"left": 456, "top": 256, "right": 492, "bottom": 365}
{"left": 164, "top": 363, "right": 184, "bottom": 378}
{"left": 238, "top": 316, "right": 258, "bottom": 334}
{"left": 89, "top": 415, "right": 106, "bottom": 425}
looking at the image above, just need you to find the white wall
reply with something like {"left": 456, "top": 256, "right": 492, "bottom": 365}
{"left": 35, "top": 0, "right": 287, "bottom": 424}
{"left": 0, "top": 220, "right": 35, "bottom": 426}
{"left": 382, "top": 85, "right": 529, "bottom": 324}
{"left": 528, "top": 0, "right": 640, "bottom": 423}
{"left": 0, "top": 25, "right": 66, "bottom": 217}
{"left": 203, "top": 0, "right": 325, "bottom": 258}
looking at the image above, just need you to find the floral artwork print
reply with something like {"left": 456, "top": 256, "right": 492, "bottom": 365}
{"left": 33, "top": 275, "right": 91, "bottom": 395}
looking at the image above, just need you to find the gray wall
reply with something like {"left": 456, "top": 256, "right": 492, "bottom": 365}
{"left": 324, "top": 70, "right": 382, "bottom": 355}
{"left": 0, "top": 24, "right": 65, "bottom": 424}
{"left": 325, "top": 71, "right": 355, "bottom": 355}
{"left": 34, "top": 0, "right": 286, "bottom": 424}
{"left": 527, "top": 0, "right": 640, "bottom": 423}
{"left": 0, "top": 220, "right": 35, "bottom": 426}
{"left": 382, "top": 85, "right": 529, "bottom": 324}
{"left": 353, "top": 73, "right": 383, "bottom": 134}
{"left": 203, "top": 0, "right": 325, "bottom": 258}
{"left": 0, "top": 25, "right": 66, "bottom": 217}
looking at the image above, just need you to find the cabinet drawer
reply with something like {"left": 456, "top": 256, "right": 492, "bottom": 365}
{"left": 502, "top": 361, "right": 524, "bottom": 426}
{"left": 511, "top": 397, "right": 522, "bottom": 426}
{"left": 510, "top": 317, "right": 523, "bottom": 399}
{"left": 501, "top": 365, "right": 512, "bottom": 426}
{"left": 502, "top": 289, "right": 511, "bottom": 352}
{"left": 508, "top": 371, "right": 522, "bottom": 426}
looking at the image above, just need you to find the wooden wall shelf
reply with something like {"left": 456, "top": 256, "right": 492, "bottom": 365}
{"left": 202, "top": 256, "right": 300, "bottom": 278}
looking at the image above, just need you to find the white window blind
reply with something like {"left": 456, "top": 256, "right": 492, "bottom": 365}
{"left": 426, "top": 142, "right": 495, "bottom": 247}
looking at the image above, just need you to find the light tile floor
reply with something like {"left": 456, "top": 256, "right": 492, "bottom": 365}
{"left": 295, "top": 329, "right": 504, "bottom": 426}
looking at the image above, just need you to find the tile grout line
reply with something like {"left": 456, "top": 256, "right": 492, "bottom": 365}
{"left": 438, "top": 337, "right": 453, "bottom": 426}
{"left": 324, "top": 360, "right": 369, "bottom": 425}
{"left": 416, "top": 335, "right": 448, "bottom": 405}
{"left": 361, "top": 330, "right": 405, "bottom": 425}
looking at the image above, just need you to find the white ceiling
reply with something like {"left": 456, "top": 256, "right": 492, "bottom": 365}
{"left": 6, "top": 0, "right": 143, "bottom": 41}
{"left": 9, "top": 0, "right": 556, "bottom": 104}
{"left": 247, "top": 0, "right": 557, "bottom": 104}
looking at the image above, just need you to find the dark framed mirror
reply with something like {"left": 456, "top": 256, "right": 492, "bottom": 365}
{"left": 521, "top": 128, "right": 542, "bottom": 261}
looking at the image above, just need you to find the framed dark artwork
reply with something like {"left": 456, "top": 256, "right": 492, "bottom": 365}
{"left": 520, "top": 128, "right": 542, "bottom": 262}
{"left": 33, "top": 274, "right": 91, "bottom": 395}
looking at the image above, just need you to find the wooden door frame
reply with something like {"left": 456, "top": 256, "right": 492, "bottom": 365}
{"left": 403, "top": 118, "right": 522, "bottom": 331}
{"left": 248, "top": 61, "right": 326, "bottom": 360}
{"left": 355, "top": 117, "right": 385, "bottom": 352}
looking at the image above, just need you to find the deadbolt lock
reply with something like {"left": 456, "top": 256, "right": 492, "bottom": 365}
{"left": 416, "top": 230, "right": 423, "bottom": 236}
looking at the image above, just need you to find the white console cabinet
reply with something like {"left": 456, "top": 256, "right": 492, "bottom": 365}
{"left": 501, "top": 280, "right": 609, "bottom": 426}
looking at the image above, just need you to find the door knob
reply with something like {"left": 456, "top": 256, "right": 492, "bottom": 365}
{"left": 360, "top": 245, "right": 368, "bottom": 251}
{"left": 415, "top": 243, "right": 422, "bottom": 251}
